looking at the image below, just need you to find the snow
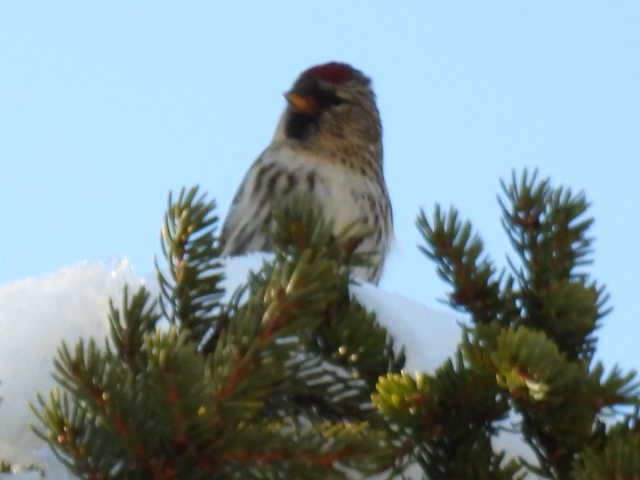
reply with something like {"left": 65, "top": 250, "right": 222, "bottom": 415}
{"left": 0, "top": 260, "right": 147, "bottom": 479}
{"left": 0, "top": 255, "right": 530, "bottom": 478}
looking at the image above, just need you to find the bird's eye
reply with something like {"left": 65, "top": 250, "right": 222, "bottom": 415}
{"left": 318, "top": 91, "right": 346, "bottom": 109}
{"left": 333, "top": 96, "right": 348, "bottom": 106}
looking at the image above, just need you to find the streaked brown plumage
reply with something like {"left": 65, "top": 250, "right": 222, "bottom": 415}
{"left": 221, "top": 62, "right": 392, "bottom": 283}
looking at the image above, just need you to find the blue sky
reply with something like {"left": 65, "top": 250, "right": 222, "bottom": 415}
{"left": 1, "top": 2, "right": 639, "bottom": 370}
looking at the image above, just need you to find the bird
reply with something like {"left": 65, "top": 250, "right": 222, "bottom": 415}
{"left": 220, "top": 62, "right": 392, "bottom": 284}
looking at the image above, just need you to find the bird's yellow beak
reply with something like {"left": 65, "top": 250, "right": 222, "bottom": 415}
{"left": 285, "top": 92, "right": 318, "bottom": 114}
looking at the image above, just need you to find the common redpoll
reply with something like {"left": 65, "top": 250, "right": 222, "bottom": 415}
{"left": 221, "top": 62, "right": 392, "bottom": 284}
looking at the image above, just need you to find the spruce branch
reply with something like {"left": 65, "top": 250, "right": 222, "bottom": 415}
{"left": 499, "top": 169, "right": 594, "bottom": 283}
{"left": 499, "top": 169, "right": 608, "bottom": 360}
{"left": 32, "top": 189, "right": 408, "bottom": 479}
{"left": 262, "top": 196, "right": 406, "bottom": 424}
{"left": 156, "top": 185, "right": 225, "bottom": 350}
{"left": 572, "top": 420, "right": 640, "bottom": 479}
{"left": 30, "top": 170, "right": 638, "bottom": 480}
{"left": 209, "top": 249, "right": 345, "bottom": 417}
{"left": 313, "top": 298, "right": 405, "bottom": 392}
{"left": 586, "top": 363, "right": 640, "bottom": 411}
{"left": 417, "top": 206, "right": 517, "bottom": 328}
{"left": 107, "top": 285, "right": 160, "bottom": 373}
{"left": 419, "top": 170, "right": 639, "bottom": 479}
{"left": 373, "top": 353, "right": 516, "bottom": 479}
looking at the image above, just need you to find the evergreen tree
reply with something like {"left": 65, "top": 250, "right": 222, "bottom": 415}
{"left": 29, "top": 170, "right": 639, "bottom": 479}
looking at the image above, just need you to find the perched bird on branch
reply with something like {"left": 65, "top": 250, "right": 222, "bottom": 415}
{"left": 221, "top": 62, "right": 392, "bottom": 284}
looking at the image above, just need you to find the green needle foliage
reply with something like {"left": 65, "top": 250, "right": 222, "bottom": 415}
{"left": 32, "top": 187, "right": 405, "bottom": 479}
{"left": 413, "top": 169, "right": 639, "bottom": 479}
{"left": 30, "top": 170, "right": 640, "bottom": 479}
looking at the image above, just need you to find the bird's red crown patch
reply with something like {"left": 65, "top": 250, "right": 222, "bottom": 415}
{"left": 303, "top": 62, "right": 355, "bottom": 84}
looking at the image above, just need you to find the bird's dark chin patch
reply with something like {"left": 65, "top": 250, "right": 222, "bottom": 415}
{"left": 285, "top": 112, "right": 316, "bottom": 141}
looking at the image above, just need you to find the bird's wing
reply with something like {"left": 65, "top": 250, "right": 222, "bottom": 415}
{"left": 220, "top": 151, "right": 274, "bottom": 255}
